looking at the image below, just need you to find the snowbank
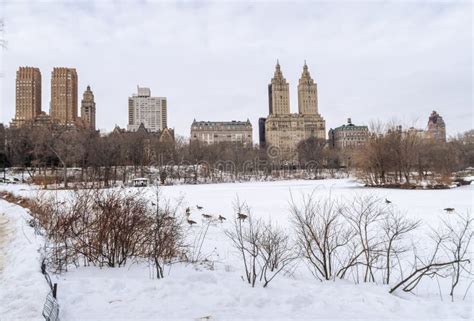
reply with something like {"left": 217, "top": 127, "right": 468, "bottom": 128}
{"left": 0, "top": 199, "right": 49, "bottom": 320}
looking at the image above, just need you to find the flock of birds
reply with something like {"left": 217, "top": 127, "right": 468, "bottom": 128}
{"left": 185, "top": 205, "right": 247, "bottom": 226}
{"left": 385, "top": 198, "right": 456, "bottom": 213}
{"left": 179, "top": 198, "right": 456, "bottom": 227}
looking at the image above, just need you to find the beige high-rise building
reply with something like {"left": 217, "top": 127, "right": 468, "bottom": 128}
{"left": 50, "top": 67, "right": 78, "bottom": 125}
{"left": 298, "top": 62, "right": 318, "bottom": 115}
{"left": 13, "top": 67, "right": 42, "bottom": 126}
{"left": 264, "top": 61, "right": 326, "bottom": 159}
{"left": 81, "top": 85, "right": 96, "bottom": 130}
{"left": 268, "top": 61, "right": 290, "bottom": 115}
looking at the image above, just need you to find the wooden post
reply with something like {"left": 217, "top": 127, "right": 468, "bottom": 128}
{"left": 53, "top": 283, "right": 57, "bottom": 299}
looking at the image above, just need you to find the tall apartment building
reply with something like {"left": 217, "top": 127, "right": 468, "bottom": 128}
{"left": 81, "top": 85, "right": 96, "bottom": 130}
{"left": 328, "top": 118, "right": 368, "bottom": 149}
{"left": 50, "top": 67, "right": 78, "bottom": 125}
{"left": 268, "top": 61, "right": 290, "bottom": 115}
{"left": 426, "top": 110, "right": 446, "bottom": 142}
{"left": 190, "top": 120, "right": 253, "bottom": 145}
{"left": 13, "top": 67, "right": 42, "bottom": 126}
{"left": 264, "top": 61, "right": 326, "bottom": 159}
{"left": 128, "top": 86, "right": 167, "bottom": 132}
{"left": 297, "top": 62, "right": 318, "bottom": 115}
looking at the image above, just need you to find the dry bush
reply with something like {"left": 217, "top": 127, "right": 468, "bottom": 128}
{"left": 339, "top": 195, "right": 386, "bottom": 282}
{"left": 390, "top": 212, "right": 473, "bottom": 300}
{"left": 143, "top": 188, "right": 185, "bottom": 279}
{"left": 29, "top": 187, "right": 185, "bottom": 276}
{"left": 226, "top": 198, "right": 297, "bottom": 287}
{"left": 291, "top": 193, "right": 352, "bottom": 281}
{"left": 291, "top": 193, "right": 422, "bottom": 285}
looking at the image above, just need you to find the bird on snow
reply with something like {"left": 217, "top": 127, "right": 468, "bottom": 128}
{"left": 202, "top": 214, "right": 212, "bottom": 219}
{"left": 385, "top": 198, "right": 392, "bottom": 204}
{"left": 444, "top": 208, "right": 455, "bottom": 213}
{"left": 185, "top": 207, "right": 191, "bottom": 216}
{"left": 237, "top": 213, "right": 248, "bottom": 221}
{"left": 187, "top": 219, "right": 197, "bottom": 226}
{"left": 151, "top": 202, "right": 156, "bottom": 206}
{"left": 218, "top": 215, "right": 227, "bottom": 223}
{"left": 196, "top": 205, "right": 204, "bottom": 210}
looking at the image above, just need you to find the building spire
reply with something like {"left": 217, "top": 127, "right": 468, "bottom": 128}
{"left": 300, "top": 61, "right": 311, "bottom": 80}
{"left": 273, "top": 59, "right": 284, "bottom": 80}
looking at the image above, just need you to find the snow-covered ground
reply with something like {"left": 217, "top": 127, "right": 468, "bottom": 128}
{"left": 0, "top": 179, "right": 473, "bottom": 320}
{"left": 0, "top": 199, "right": 49, "bottom": 321}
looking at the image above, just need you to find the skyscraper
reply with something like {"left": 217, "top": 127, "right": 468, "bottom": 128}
{"left": 297, "top": 61, "right": 318, "bottom": 115}
{"left": 268, "top": 61, "right": 290, "bottom": 115}
{"left": 13, "top": 67, "right": 42, "bottom": 126}
{"left": 81, "top": 85, "right": 96, "bottom": 130}
{"left": 50, "top": 67, "right": 78, "bottom": 125}
{"left": 127, "top": 86, "right": 167, "bottom": 132}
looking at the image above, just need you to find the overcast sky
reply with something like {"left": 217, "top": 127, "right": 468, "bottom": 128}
{"left": 0, "top": 0, "right": 472, "bottom": 140}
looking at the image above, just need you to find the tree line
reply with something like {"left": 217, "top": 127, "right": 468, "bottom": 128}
{"left": 0, "top": 123, "right": 472, "bottom": 187}
{"left": 352, "top": 124, "right": 474, "bottom": 187}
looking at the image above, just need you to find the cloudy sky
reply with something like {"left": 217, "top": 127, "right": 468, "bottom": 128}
{"left": 0, "top": 0, "right": 472, "bottom": 140}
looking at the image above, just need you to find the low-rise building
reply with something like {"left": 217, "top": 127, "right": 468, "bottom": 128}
{"left": 190, "top": 120, "right": 253, "bottom": 145}
{"left": 328, "top": 118, "right": 368, "bottom": 150}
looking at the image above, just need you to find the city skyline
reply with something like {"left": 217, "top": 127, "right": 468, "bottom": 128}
{"left": 0, "top": 1, "right": 472, "bottom": 140}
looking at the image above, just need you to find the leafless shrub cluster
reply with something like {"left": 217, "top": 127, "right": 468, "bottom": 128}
{"left": 290, "top": 192, "right": 472, "bottom": 299}
{"left": 30, "top": 187, "right": 185, "bottom": 278}
{"left": 291, "top": 193, "right": 351, "bottom": 281}
{"left": 389, "top": 213, "right": 472, "bottom": 300}
{"left": 226, "top": 198, "right": 298, "bottom": 287}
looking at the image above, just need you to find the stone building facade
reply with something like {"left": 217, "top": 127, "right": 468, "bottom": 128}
{"left": 426, "top": 110, "right": 446, "bottom": 142}
{"left": 128, "top": 86, "right": 167, "bottom": 133}
{"left": 13, "top": 67, "right": 42, "bottom": 127}
{"left": 50, "top": 67, "right": 78, "bottom": 126}
{"left": 81, "top": 85, "right": 96, "bottom": 130}
{"left": 191, "top": 120, "right": 253, "bottom": 145}
{"left": 328, "top": 118, "right": 368, "bottom": 150}
{"left": 264, "top": 62, "right": 326, "bottom": 159}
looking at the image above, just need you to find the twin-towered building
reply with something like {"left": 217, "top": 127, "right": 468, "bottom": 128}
{"left": 12, "top": 66, "right": 96, "bottom": 130}
{"left": 261, "top": 61, "right": 326, "bottom": 158}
